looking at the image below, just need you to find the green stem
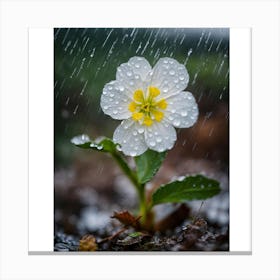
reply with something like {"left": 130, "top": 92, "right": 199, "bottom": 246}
{"left": 138, "top": 184, "right": 148, "bottom": 223}
{"left": 111, "top": 152, "right": 139, "bottom": 188}
{"left": 111, "top": 151, "right": 148, "bottom": 225}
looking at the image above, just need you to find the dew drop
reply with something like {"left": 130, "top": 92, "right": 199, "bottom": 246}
{"left": 127, "top": 71, "right": 132, "bottom": 77}
{"left": 119, "top": 85, "right": 125, "bottom": 92}
{"left": 149, "top": 141, "right": 156, "bottom": 147}
{"left": 133, "top": 131, "right": 137, "bottom": 136}
{"left": 113, "top": 110, "right": 118, "bottom": 114}
{"left": 156, "top": 137, "right": 162, "bottom": 143}
{"left": 181, "top": 111, "right": 188, "bottom": 117}
{"left": 169, "top": 70, "right": 175, "bottom": 75}
{"left": 177, "top": 176, "right": 185, "bottom": 181}
{"left": 137, "top": 127, "right": 144, "bottom": 133}
{"left": 103, "top": 105, "right": 109, "bottom": 110}
{"left": 173, "top": 120, "right": 180, "bottom": 126}
{"left": 179, "top": 76, "right": 185, "bottom": 81}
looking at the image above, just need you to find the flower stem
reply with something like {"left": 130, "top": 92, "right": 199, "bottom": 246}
{"left": 111, "top": 151, "right": 139, "bottom": 188}
{"left": 111, "top": 151, "right": 150, "bottom": 227}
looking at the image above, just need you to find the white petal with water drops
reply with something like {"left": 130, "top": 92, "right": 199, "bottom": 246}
{"left": 144, "top": 121, "right": 177, "bottom": 152}
{"left": 116, "top": 60, "right": 146, "bottom": 93}
{"left": 127, "top": 56, "right": 152, "bottom": 81}
{"left": 164, "top": 91, "right": 199, "bottom": 128}
{"left": 113, "top": 119, "right": 148, "bottom": 156}
{"left": 151, "top": 57, "right": 189, "bottom": 99}
{"left": 101, "top": 80, "right": 132, "bottom": 120}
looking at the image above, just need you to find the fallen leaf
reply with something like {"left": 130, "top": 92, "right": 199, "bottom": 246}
{"left": 111, "top": 210, "right": 141, "bottom": 228}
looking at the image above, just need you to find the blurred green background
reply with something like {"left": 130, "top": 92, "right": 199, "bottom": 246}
{"left": 54, "top": 28, "right": 229, "bottom": 167}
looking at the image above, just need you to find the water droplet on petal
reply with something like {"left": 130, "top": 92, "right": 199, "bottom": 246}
{"left": 103, "top": 105, "right": 109, "bottom": 110}
{"left": 119, "top": 85, "right": 125, "bottom": 92}
{"left": 149, "top": 141, "right": 156, "bottom": 147}
{"left": 169, "top": 70, "right": 175, "bottom": 75}
{"left": 133, "top": 131, "right": 137, "bottom": 136}
{"left": 156, "top": 137, "right": 162, "bottom": 143}
{"left": 130, "top": 151, "right": 137, "bottom": 156}
{"left": 173, "top": 120, "right": 180, "bottom": 126}
{"left": 127, "top": 71, "right": 132, "bottom": 77}
{"left": 181, "top": 111, "right": 188, "bottom": 117}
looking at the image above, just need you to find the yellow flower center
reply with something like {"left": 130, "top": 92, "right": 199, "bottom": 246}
{"left": 128, "top": 86, "right": 167, "bottom": 126}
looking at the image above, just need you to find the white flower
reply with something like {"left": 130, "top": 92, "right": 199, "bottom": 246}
{"left": 100, "top": 57, "right": 199, "bottom": 156}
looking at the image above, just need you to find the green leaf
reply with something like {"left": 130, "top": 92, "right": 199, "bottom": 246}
{"left": 135, "top": 149, "right": 166, "bottom": 184}
{"left": 151, "top": 175, "right": 221, "bottom": 206}
{"left": 71, "top": 134, "right": 117, "bottom": 153}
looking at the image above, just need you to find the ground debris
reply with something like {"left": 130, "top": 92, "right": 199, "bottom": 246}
{"left": 79, "top": 234, "right": 98, "bottom": 251}
{"left": 111, "top": 210, "right": 141, "bottom": 229}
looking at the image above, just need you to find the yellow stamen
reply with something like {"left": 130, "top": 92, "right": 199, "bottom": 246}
{"left": 132, "top": 112, "right": 144, "bottom": 121}
{"left": 143, "top": 116, "right": 153, "bottom": 126}
{"left": 149, "top": 86, "right": 160, "bottom": 98}
{"left": 130, "top": 87, "right": 167, "bottom": 126}
{"left": 133, "top": 90, "right": 144, "bottom": 102}
{"left": 156, "top": 99, "right": 167, "bottom": 110}
{"left": 128, "top": 101, "right": 137, "bottom": 112}
{"left": 153, "top": 110, "right": 164, "bottom": 122}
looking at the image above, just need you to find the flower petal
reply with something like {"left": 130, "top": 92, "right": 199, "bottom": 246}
{"left": 144, "top": 121, "right": 177, "bottom": 152}
{"left": 116, "top": 57, "right": 151, "bottom": 94}
{"left": 101, "top": 81, "right": 132, "bottom": 120}
{"left": 164, "top": 91, "right": 199, "bottom": 128}
{"left": 127, "top": 57, "right": 152, "bottom": 81}
{"left": 151, "top": 57, "right": 189, "bottom": 99}
{"left": 113, "top": 119, "right": 148, "bottom": 156}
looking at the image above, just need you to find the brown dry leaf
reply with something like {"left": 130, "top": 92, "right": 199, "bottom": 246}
{"left": 79, "top": 234, "right": 98, "bottom": 251}
{"left": 111, "top": 210, "right": 141, "bottom": 228}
